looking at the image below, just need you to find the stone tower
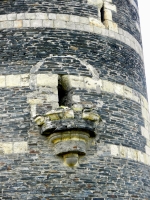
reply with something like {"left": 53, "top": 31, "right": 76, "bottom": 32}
{"left": 0, "top": 0, "right": 150, "bottom": 199}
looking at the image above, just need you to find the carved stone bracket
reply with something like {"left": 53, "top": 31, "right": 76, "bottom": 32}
{"left": 34, "top": 103, "right": 101, "bottom": 167}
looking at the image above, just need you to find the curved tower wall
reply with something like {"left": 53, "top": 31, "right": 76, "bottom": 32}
{"left": 0, "top": 0, "right": 150, "bottom": 199}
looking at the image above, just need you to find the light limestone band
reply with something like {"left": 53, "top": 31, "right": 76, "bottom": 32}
{"left": 0, "top": 13, "right": 143, "bottom": 60}
{"left": 0, "top": 73, "right": 149, "bottom": 115}
{"left": 0, "top": 142, "right": 28, "bottom": 154}
{"left": 110, "top": 144, "right": 150, "bottom": 166}
{"left": 97, "top": 144, "right": 150, "bottom": 166}
{"left": 0, "top": 73, "right": 149, "bottom": 149}
{"left": 0, "top": 73, "right": 148, "bottom": 108}
{"left": 1, "top": 141, "right": 150, "bottom": 167}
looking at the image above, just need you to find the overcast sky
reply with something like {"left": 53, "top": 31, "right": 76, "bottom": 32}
{"left": 138, "top": 1, "right": 150, "bottom": 105}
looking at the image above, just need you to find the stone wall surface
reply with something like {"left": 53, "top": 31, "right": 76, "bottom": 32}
{"left": 113, "top": 0, "right": 141, "bottom": 45}
{"left": 0, "top": 0, "right": 141, "bottom": 44}
{"left": 0, "top": 29, "right": 146, "bottom": 97}
{"left": 0, "top": 0, "right": 150, "bottom": 199}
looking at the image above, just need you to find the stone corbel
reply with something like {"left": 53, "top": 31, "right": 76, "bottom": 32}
{"left": 34, "top": 103, "right": 101, "bottom": 167}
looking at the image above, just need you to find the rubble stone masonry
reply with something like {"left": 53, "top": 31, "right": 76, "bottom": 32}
{"left": 0, "top": 0, "right": 150, "bottom": 199}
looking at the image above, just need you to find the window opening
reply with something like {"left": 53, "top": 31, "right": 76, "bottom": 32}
{"left": 58, "top": 75, "right": 68, "bottom": 107}
{"left": 100, "top": 6, "right": 104, "bottom": 23}
{"left": 58, "top": 75, "right": 74, "bottom": 107}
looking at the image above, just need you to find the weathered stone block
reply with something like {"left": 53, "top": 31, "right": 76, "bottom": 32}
{"left": 137, "top": 151, "right": 145, "bottom": 163}
{"left": 6, "top": 75, "right": 20, "bottom": 87}
{"left": 72, "top": 95, "right": 81, "bottom": 103}
{"left": 0, "top": 15, "right": 7, "bottom": 21}
{"left": 104, "top": 2, "right": 117, "bottom": 12}
{"left": 114, "top": 83, "right": 124, "bottom": 96}
{"left": 124, "top": 85, "right": 133, "bottom": 99}
{"left": 56, "top": 14, "right": 70, "bottom": 21}
{"left": 144, "top": 119, "right": 150, "bottom": 132}
{"left": 93, "top": 26, "right": 102, "bottom": 34}
{"left": 79, "top": 17, "right": 89, "bottom": 24}
{"left": 104, "top": 9, "right": 112, "bottom": 20}
{"left": 14, "top": 20, "right": 23, "bottom": 28}
{"left": 23, "top": 20, "right": 30, "bottom": 27}
{"left": 70, "top": 15, "right": 80, "bottom": 23}
{"left": 62, "top": 75, "right": 84, "bottom": 91}
{"left": 103, "top": 20, "right": 118, "bottom": 32}
{"left": 36, "top": 74, "right": 58, "bottom": 87}
{"left": 48, "top": 13, "right": 57, "bottom": 20}
{"left": 25, "top": 13, "right": 36, "bottom": 19}
{"left": 119, "top": 146, "right": 127, "bottom": 158}
{"left": 110, "top": 145, "right": 119, "bottom": 156}
{"left": 35, "top": 13, "right": 48, "bottom": 20}
{"left": 83, "top": 24, "right": 94, "bottom": 32}
{"left": 0, "top": 21, "right": 13, "bottom": 29}
{"left": 141, "top": 96, "right": 149, "bottom": 110}
{"left": 0, "top": 143, "right": 13, "bottom": 154}
{"left": 66, "top": 21, "right": 75, "bottom": 29}
{"left": 17, "top": 13, "right": 25, "bottom": 20}
{"left": 13, "top": 142, "right": 28, "bottom": 154}
{"left": 142, "top": 106, "right": 150, "bottom": 122}
{"left": 72, "top": 104, "right": 83, "bottom": 112}
{"left": 145, "top": 145, "right": 150, "bottom": 156}
{"left": 21, "top": 74, "right": 30, "bottom": 87}
{"left": 102, "top": 80, "right": 114, "bottom": 93}
{"left": 0, "top": 76, "right": 5, "bottom": 87}
{"left": 89, "top": 17, "right": 105, "bottom": 28}
{"left": 87, "top": 0, "right": 104, "bottom": 8}
{"left": 141, "top": 126, "right": 150, "bottom": 140}
{"left": 147, "top": 140, "right": 150, "bottom": 148}
{"left": 82, "top": 111, "right": 100, "bottom": 121}
{"left": 28, "top": 99, "right": 43, "bottom": 105}
{"left": 54, "top": 20, "right": 66, "bottom": 28}
{"left": 34, "top": 116, "right": 45, "bottom": 125}
{"left": 46, "top": 94, "right": 58, "bottom": 103}
{"left": 7, "top": 14, "right": 17, "bottom": 20}
{"left": 31, "top": 20, "right": 42, "bottom": 27}
{"left": 43, "top": 20, "right": 53, "bottom": 27}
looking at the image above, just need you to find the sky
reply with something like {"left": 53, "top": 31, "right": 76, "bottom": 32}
{"left": 138, "top": 1, "right": 150, "bottom": 105}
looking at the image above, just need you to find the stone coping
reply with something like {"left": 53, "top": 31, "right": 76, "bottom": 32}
{"left": 0, "top": 13, "right": 143, "bottom": 60}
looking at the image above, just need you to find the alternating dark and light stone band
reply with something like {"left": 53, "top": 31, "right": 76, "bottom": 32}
{"left": 1, "top": 141, "right": 150, "bottom": 167}
{"left": 0, "top": 73, "right": 149, "bottom": 149}
{"left": 0, "top": 13, "right": 143, "bottom": 60}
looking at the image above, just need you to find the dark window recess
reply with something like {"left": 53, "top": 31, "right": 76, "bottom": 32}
{"left": 58, "top": 75, "right": 71, "bottom": 107}
{"left": 101, "top": 6, "right": 104, "bottom": 23}
{"left": 97, "top": 3, "right": 104, "bottom": 22}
